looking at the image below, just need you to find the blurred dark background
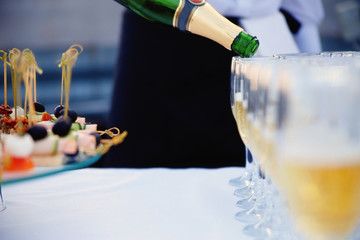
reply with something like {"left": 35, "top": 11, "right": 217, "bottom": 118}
{"left": 0, "top": 0, "right": 359, "bottom": 166}
{"left": 0, "top": 0, "right": 124, "bottom": 130}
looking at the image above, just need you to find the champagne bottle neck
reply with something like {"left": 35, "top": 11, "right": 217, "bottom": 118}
{"left": 114, "top": 0, "right": 259, "bottom": 57}
{"left": 184, "top": 2, "right": 259, "bottom": 57}
{"left": 186, "top": 3, "right": 240, "bottom": 50}
{"left": 232, "top": 32, "right": 259, "bottom": 58}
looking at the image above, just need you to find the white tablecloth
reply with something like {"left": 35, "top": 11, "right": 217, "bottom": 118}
{"left": 0, "top": 167, "right": 249, "bottom": 240}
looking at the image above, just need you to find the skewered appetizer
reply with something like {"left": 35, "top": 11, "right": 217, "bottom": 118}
{"left": 0, "top": 45, "right": 127, "bottom": 171}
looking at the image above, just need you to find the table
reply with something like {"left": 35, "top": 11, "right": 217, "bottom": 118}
{"left": 0, "top": 167, "right": 249, "bottom": 240}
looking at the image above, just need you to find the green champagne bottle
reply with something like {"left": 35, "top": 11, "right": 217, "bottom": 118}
{"left": 114, "top": 0, "right": 259, "bottom": 57}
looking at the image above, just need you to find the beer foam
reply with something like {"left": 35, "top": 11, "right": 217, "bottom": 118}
{"left": 278, "top": 124, "right": 360, "bottom": 167}
{"left": 234, "top": 92, "right": 243, "bottom": 102}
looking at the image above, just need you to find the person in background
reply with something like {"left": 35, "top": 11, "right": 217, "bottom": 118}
{"left": 209, "top": 0, "right": 324, "bottom": 54}
{"left": 279, "top": 0, "right": 324, "bottom": 53}
{"left": 104, "top": 0, "right": 324, "bottom": 168}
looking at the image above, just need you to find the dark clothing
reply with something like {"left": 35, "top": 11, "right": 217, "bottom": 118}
{"left": 104, "top": 10, "right": 245, "bottom": 168}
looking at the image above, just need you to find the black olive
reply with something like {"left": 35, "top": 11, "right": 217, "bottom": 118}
{"left": 54, "top": 105, "right": 64, "bottom": 118}
{"left": 90, "top": 132, "right": 101, "bottom": 146}
{"left": 60, "top": 109, "right": 78, "bottom": 123}
{"left": 27, "top": 125, "right": 48, "bottom": 141}
{"left": 34, "top": 102, "right": 46, "bottom": 112}
{"left": 52, "top": 116, "right": 72, "bottom": 137}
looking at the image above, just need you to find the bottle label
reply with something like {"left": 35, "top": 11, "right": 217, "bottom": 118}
{"left": 173, "top": 0, "right": 206, "bottom": 31}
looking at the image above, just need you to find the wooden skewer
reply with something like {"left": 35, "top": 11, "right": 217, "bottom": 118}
{"left": 60, "top": 63, "right": 65, "bottom": 106}
{"left": 23, "top": 67, "right": 29, "bottom": 118}
{"left": 1, "top": 51, "right": 8, "bottom": 107}
{"left": 27, "top": 66, "right": 36, "bottom": 126}
{"left": 9, "top": 48, "right": 21, "bottom": 119}
{"left": 58, "top": 44, "right": 83, "bottom": 120}
{"left": 33, "top": 66, "right": 37, "bottom": 102}
{"left": 4, "top": 55, "right": 7, "bottom": 107}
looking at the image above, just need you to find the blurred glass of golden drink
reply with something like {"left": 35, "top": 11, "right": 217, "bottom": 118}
{"left": 234, "top": 93, "right": 249, "bottom": 147}
{"left": 249, "top": 120, "right": 264, "bottom": 164}
{"left": 280, "top": 152, "right": 360, "bottom": 239}
{"left": 262, "top": 134, "right": 277, "bottom": 181}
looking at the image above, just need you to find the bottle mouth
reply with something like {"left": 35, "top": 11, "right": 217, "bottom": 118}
{"left": 231, "top": 32, "right": 260, "bottom": 58}
{"left": 247, "top": 37, "right": 259, "bottom": 57}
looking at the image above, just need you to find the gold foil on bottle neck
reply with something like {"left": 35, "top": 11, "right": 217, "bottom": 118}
{"left": 186, "top": 2, "right": 244, "bottom": 50}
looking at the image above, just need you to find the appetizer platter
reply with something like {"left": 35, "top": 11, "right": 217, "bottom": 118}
{"left": 0, "top": 44, "right": 127, "bottom": 184}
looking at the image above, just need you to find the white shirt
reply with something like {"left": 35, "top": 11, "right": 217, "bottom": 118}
{"left": 280, "top": 0, "right": 324, "bottom": 26}
{"left": 208, "top": 0, "right": 282, "bottom": 18}
{"left": 281, "top": 0, "right": 324, "bottom": 53}
{"left": 207, "top": 0, "right": 325, "bottom": 53}
{"left": 207, "top": 0, "right": 323, "bottom": 25}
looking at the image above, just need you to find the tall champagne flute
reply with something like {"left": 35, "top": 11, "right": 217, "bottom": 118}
{"left": 241, "top": 59, "right": 283, "bottom": 238}
{"left": 231, "top": 57, "right": 259, "bottom": 200}
{"left": 229, "top": 57, "right": 253, "bottom": 189}
{"left": 240, "top": 58, "right": 299, "bottom": 239}
{"left": 234, "top": 57, "right": 275, "bottom": 224}
{"left": 275, "top": 57, "right": 360, "bottom": 240}
{"left": 232, "top": 57, "right": 264, "bottom": 203}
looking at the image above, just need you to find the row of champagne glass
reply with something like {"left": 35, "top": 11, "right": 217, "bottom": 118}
{"left": 230, "top": 51, "right": 360, "bottom": 239}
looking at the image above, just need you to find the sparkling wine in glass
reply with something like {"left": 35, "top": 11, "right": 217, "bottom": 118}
{"left": 275, "top": 57, "right": 360, "bottom": 240}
